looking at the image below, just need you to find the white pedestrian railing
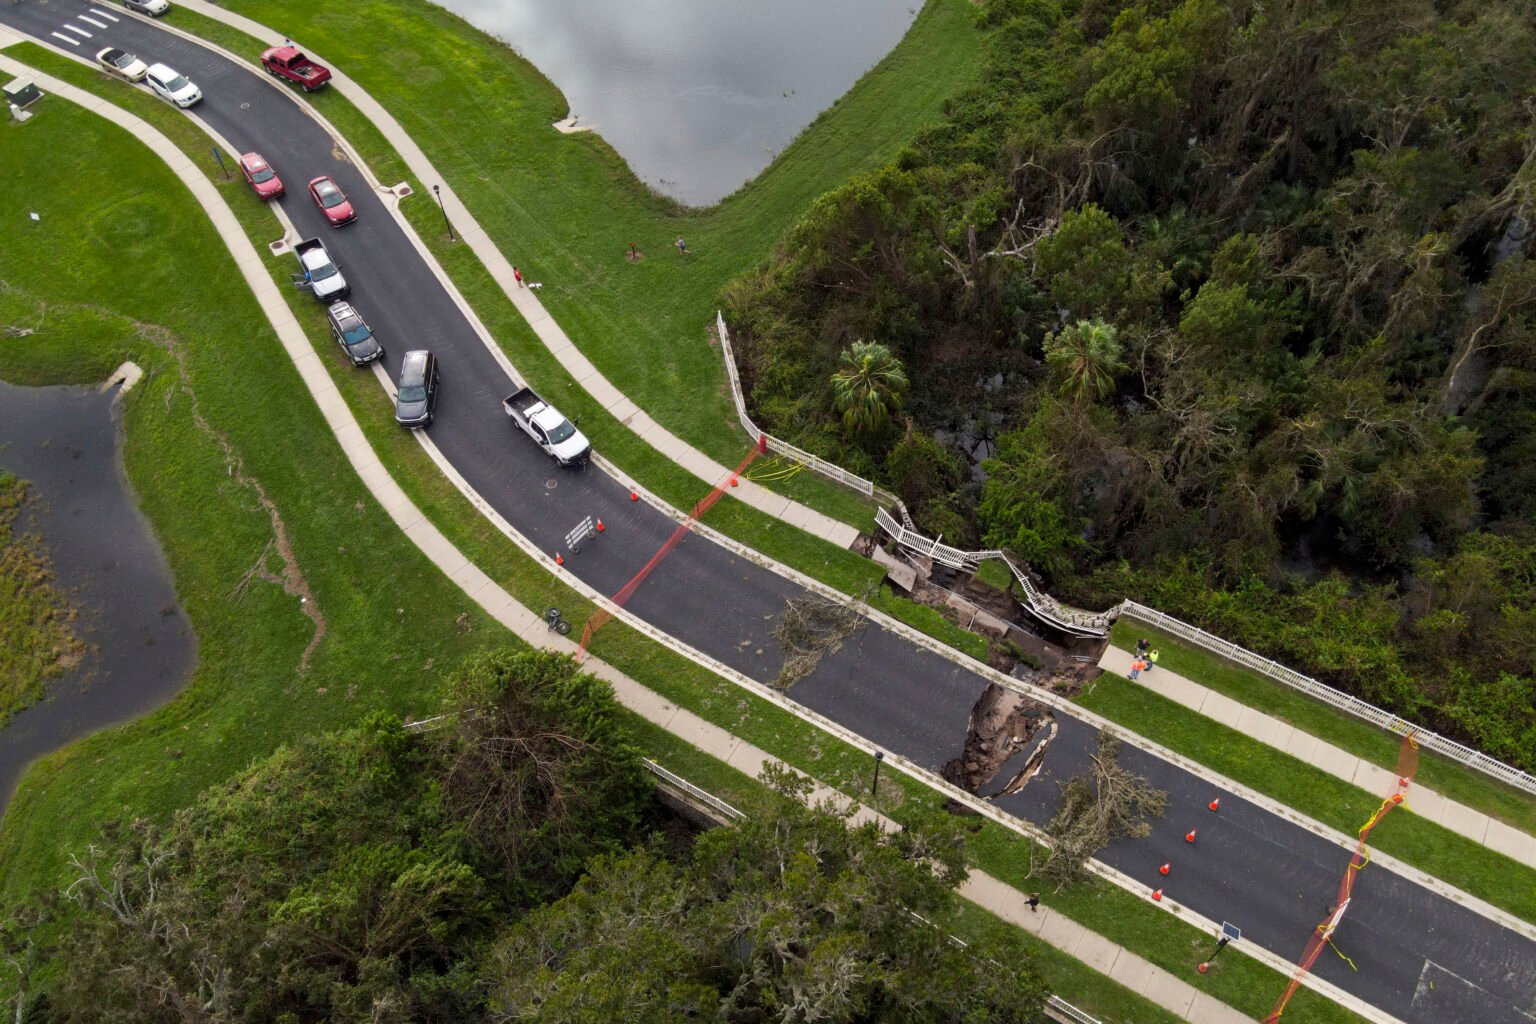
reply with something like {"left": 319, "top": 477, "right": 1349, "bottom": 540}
{"left": 715, "top": 321, "right": 1530, "bottom": 793}
{"left": 715, "top": 311, "right": 899, "bottom": 505}
{"left": 643, "top": 757, "right": 746, "bottom": 821}
{"left": 1044, "top": 995, "right": 1105, "bottom": 1024}
{"left": 1118, "top": 601, "right": 1536, "bottom": 796}
{"left": 873, "top": 506, "right": 1116, "bottom": 637}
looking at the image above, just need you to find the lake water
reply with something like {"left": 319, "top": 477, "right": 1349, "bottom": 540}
{"left": 434, "top": 0, "right": 921, "bottom": 206}
{"left": 0, "top": 380, "right": 195, "bottom": 815}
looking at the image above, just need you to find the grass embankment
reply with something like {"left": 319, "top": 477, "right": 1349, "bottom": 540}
{"left": 3, "top": 49, "right": 1357, "bottom": 1024}
{"left": 0, "top": 473, "right": 86, "bottom": 727}
{"left": 195, "top": 0, "right": 983, "bottom": 531}
{"left": 1081, "top": 675, "right": 1536, "bottom": 924}
{"left": 0, "top": 101, "right": 504, "bottom": 898}
{"left": 1104, "top": 620, "right": 1536, "bottom": 837}
{"left": 151, "top": 10, "right": 893, "bottom": 599}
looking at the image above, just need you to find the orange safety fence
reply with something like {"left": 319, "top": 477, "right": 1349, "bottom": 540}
{"left": 1265, "top": 732, "right": 1420, "bottom": 1022}
{"left": 576, "top": 440, "right": 763, "bottom": 660}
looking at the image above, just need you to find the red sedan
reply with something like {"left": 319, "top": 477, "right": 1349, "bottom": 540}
{"left": 238, "top": 152, "right": 284, "bottom": 200}
{"left": 307, "top": 175, "right": 357, "bottom": 227}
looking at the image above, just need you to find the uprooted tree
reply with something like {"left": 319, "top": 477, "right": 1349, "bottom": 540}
{"left": 770, "top": 592, "right": 866, "bottom": 690}
{"left": 1030, "top": 731, "right": 1168, "bottom": 891}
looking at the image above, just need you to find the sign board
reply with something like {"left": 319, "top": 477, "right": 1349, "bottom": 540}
{"left": 1221, "top": 922, "right": 1241, "bottom": 942}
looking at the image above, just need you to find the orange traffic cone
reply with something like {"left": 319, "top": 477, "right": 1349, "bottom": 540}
{"left": 1151, "top": 888, "right": 1164, "bottom": 902}
{"left": 630, "top": 488, "right": 639, "bottom": 502}
{"left": 1197, "top": 962, "right": 1210, "bottom": 974}
{"left": 1209, "top": 798, "right": 1221, "bottom": 812}
{"left": 1185, "top": 829, "right": 1197, "bottom": 843}
{"left": 730, "top": 476, "right": 739, "bottom": 487}
{"left": 1159, "top": 862, "right": 1171, "bottom": 876}
{"left": 596, "top": 518, "right": 605, "bottom": 533}
{"left": 1399, "top": 777, "right": 1410, "bottom": 788}
{"left": 554, "top": 552, "right": 564, "bottom": 565}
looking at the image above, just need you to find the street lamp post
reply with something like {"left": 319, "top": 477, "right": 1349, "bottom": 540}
{"left": 872, "top": 750, "right": 885, "bottom": 800}
{"left": 432, "top": 184, "right": 455, "bottom": 242}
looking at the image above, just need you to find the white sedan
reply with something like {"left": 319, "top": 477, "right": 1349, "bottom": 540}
{"left": 95, "top": 47, "right": 148, "bottom": 82}
{"left": 145, "top": 63, "right": 202, "bottom": 108}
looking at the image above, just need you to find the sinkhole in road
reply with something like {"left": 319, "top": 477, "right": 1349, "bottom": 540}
{"left": 944, "top": 683, "right": 1057, "bottom": 799}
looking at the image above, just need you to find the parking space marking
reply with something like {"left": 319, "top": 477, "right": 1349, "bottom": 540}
{"left": 50, "top": 31, "right": 81, "bottom": 46}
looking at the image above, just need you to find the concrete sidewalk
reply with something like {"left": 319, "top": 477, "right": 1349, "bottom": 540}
{"left": 1099, "top": 646, "right": 1536, "bottom": 871}
{"left": 0, "top": 54, "right": 1270, "bottom": 1024}
{"left": 172, "top": 0, "right": 862, "bottom": 551}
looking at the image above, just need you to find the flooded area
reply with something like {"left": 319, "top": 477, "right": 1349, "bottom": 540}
{"left": 434, "top": 0, "right": 920, "bottom": 206}
{"left": 0, "top": 379, "right": 195, "bottom": 814}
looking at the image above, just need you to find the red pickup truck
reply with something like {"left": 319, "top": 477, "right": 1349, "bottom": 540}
{"left": 260, "top": 46, "right": 332, "bottom": 92}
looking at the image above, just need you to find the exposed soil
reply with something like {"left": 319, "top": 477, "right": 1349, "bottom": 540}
{"left": 942, "top": 683, "right": 1056, "bottom": 794}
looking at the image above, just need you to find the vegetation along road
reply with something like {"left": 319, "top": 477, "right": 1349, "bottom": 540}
{"left": 3, "top": 0, "right": 1536, "bottom": 1019}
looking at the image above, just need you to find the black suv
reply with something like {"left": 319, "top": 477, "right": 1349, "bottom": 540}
{"left": 395, "top": 350, "right": 439, "bottom": 428}
{"left": 326, "top": 301, "right": 383, "bottom": 366}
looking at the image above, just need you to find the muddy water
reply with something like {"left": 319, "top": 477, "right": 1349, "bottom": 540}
{"left": 0, "top": 380, "right": 195, "bottom": 815}
{"left": 433, "top": 0, "right": 920, "bottom": 206}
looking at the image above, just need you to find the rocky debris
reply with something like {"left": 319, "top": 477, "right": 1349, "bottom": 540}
{"left": 943, "top": 684, "right": 1055, "bottom": 793}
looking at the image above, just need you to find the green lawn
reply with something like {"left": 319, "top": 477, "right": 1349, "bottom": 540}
{"left": 1107, "top": 619, "right": 1536, "bottom": 838}
{"left": 1080, "top": 674, "right": 1536, "bottom": 924}
{"left": 189, "top": 0, "right": 983, "bottom": 530}
{"left": 0, "top": 100, "right": 508, "bottom": 900}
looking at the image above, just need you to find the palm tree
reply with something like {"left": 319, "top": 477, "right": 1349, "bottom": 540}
{"left": 829, "top": 341, "right": 909, "bottom": 434}
{"left": 1044, "top": 319, "right": 1125, "bottom": 406}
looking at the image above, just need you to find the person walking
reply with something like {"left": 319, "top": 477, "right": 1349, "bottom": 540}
{"left": 675, "top": 235, "right": 689, "bottom": 255}
{"left": 513, "top": 266, "right": 525, "bottom": 288}
{"left": 1148, "top": 648, "right": 1160, "bottom": 672}
{"left": 1025, "top": 892, "right": 1041, "bottom": 913}
{"left": 1136, "top": 637, "right": 1150, "bottom": 657}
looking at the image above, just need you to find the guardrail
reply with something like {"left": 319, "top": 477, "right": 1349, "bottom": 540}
{"left": 873, "top": 506, "right": 1116, "bottom": 637}
{"left": 642, "top": 758, "right": 746, "bottom": 820}
{"left": 1044, "top": 995, "right": 1105, "bottom": 1024}
{"left": 1118, "top": 601, "right": 1536, "bottom": 796}
{"left": 715, "top": 311, "right": 899, "bottom": 504}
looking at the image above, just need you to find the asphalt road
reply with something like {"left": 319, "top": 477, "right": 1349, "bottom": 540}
{"left": 5, "top": 4, "right": 1535, "bottom": 1021}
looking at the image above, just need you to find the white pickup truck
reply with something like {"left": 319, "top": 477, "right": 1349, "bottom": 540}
{"left": 503, "top": 387, "right": 591, "bottom": 467}
{"left": 293, "top": 237, "right": 349, "bottom": 302}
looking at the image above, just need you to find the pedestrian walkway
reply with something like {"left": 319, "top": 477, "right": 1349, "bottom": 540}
{"left": 0, "top": 55, "right": 1270, "bottom": 1024}
{"left": 166, "top": 0, "right": 861, "bottom": 551}
{"left": 1099, "top": 646, "right": 1536, "bottom": 870}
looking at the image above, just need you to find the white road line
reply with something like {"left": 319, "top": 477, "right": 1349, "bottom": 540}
{"left": 89, "top": 9, "right": 121, "bottom": 22}
{"left": 79, "top": 15, "right": 109, "bottom": 29}
{"left": 63, "top": 24, "right": 93, "bottom": 39}
{"left": 50, "top": 32, "right": 82, "bottom": 46}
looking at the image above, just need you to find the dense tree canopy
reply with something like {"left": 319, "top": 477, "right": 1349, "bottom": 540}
{"left": 487, "top": 767, "right": 1046, "bottom": 1024}
{"left": 724, "top": 0, "right": 1536, "bottom": 766}
{"left": 31, "top": 650, "right": 653, "bottom": 1024}
{"left": 5, "top": 655, "right": 1046, "bottom": 1023}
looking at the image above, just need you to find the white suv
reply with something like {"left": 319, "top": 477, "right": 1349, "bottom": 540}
{"left": 145, "top": 63, "right": 202, "bottom": 108}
